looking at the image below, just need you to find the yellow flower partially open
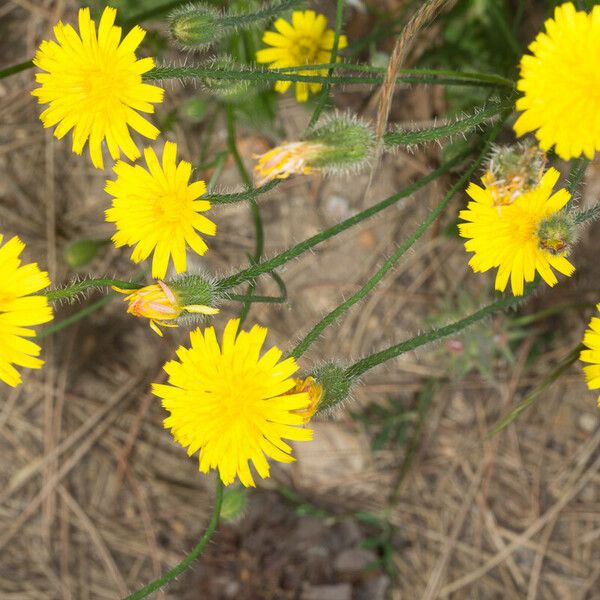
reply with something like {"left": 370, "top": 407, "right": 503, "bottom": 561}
{"left": 114, "top": 280, "right": 219, "bottom": 337}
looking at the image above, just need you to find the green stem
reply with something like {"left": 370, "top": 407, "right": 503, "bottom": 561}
{"left": 567, "top": 156, "right": 590, "bottom": 195}
{"left": 123, "top": 476, "right": 224, "bottom": 600}
{"left": 144, "top": 65, "right": 511, "bottom": 89}
{"left": 43, "top": 278, "right": 141, "bottom": 302}
{"left": 487, "top": 345, "right": 582, "bottom": 437}
{"left": 122, "top": 0, "right": 188, "bottom": 27}
{"left": 220, "top": 0, "right": 304, "bottom": 28}
{"left": 575, "top": 204, "right": 600, "bottom": 224}
{"left": 289, "top": 111, "right": 505, "bottom": 359}
{"left": 383, "top": 101, "right": 509, "bottom": 146}
{"left": 205, "top": 178, "right": 281, "bottom": 204}
{"left": 36, "top": 294, "right": 116, "bottom": 339}
{"left": 0, "top": 59, "right": 34, "bottom": 79}
{"left": 225, "top": 104, "right": 264, "bottom": 327}
{"left": 345, "top": 290, "right": 532, "bottom": 380}
{"left": 308, "top": 0, "right": 345, "bottom": 128}
{"left": 216, "top": 148, "right": 471, "bottom": 291}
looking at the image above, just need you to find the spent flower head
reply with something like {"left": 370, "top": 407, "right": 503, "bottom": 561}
{"left": 254, "top": 114, "right": 374, "bottom": 185}
{"left": 0, "top": 235, "right": 53, "bottom": 387}
{"left": 32, "top": 7, "right": 164, "bottom": 169}
{"left": 580, "top": 304, "right": 600, "bottom": 407}
{"left": 256, "top": 10, "right": 347, "bottom": 102}
{"left": 153, "top": 319, "right": 313, "bottom": 487}
{"left": 482, "top": 141, "right": 547, "bottom": 207}
{"left": 459, "top": 167, "right": 576, "bottom": 296}
{"left": 514, "top": 2, "right": 600, "bottom": 160}
{"left": 105, "top": 141, "right": 216, "bottom": 280}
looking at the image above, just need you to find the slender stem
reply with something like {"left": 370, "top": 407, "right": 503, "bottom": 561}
{"left": 308, "top": 0, "right": 345, "bottom": 128}
{"left": 289, "top": 152, "right": 482, "bottom": 359}
{"left": 567, "top": 156, "right": 590, "bottom": 195}
{"left": 36, "top": 295, "right": 116, "bottom": 339}
{"left": 0, "top": 59, "right": 34, "bottom": 79}
{"left": 216, "top": 148, "right": 471, "bottom": 291}
{"left": 487, "top": 345, "right": 582, "bottom": 437}
{"left": 220, "top": 0, "right": 304, "bottom": 28}
{"left": 290, "top": 111, "right": 504, "bottom": 359}
{"left": 42, "top": 278, "right": 141, "bottom": 302}
{"left": 383, "top": 101, "right": 508, "bottom": 146}
{"left": 226, "top": 292, "right": 286, "bottom": 304}
{"left": 122, "top": 0, "right": 187, "bottom": 27}
{"left": 225, "top": 105, "right": 264, "bottom": 327}
{"left": 123, "top": 476, "right": 224, "bottom": 600}
{"left": 345, "top": 290, "right": 533, "bottom": 380}
{"left": 205, "top": 178, "right": 281, "bottom": 204}
{"left": 145, "top": 65, "right": 511, "bottom": 89}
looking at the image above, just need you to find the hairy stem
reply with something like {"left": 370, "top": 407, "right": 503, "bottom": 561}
{"left": 123, "top": 476, "right": 224, "bottom": 600}
{"left": 216, "top": 148, "right": 471, "bottom": 291}
{"left": 42, "top": 278, "right": 141, "bottom": 302}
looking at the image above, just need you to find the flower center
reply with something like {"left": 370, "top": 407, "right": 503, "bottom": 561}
{"left": 152, "top": 193, "right": 190, "bottom": 224}
{"left": 80, "top": 64, "right": 130, "bottom": 112}
{"left": 292, "top": 37, "right": 319, "bottom": 64}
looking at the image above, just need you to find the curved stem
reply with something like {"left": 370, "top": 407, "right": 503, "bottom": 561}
{"left": 220, "top": 0, "right": 304, "bottom": 28}
{"left": 216, "top": 148, "right": 471, "bottom": 291}
{"left": 290, "top": 110, "right": 507, "bottom": 360}
{"left": 43, "top": 278, "right": 141, "bottom": 302}
{"left": 345, "top": 289, "right": 534, "bottom": 380}
{"left": 123, "top": 476, "right": 224, "bottom": 600}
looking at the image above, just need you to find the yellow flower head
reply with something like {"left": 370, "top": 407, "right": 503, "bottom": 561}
{"left": 256, "top": 10, "right": 347, "bottom": 102}
{"left": 32, "top": 7, "right": 164, "bottom": 169}
{"left": 113, "top": 280, "right": 219, "bottom": 337}
{"left": 458, "top": 167, "right": 575, "bottom": 296}
{"left": 254, "top": 141, "right": 321, "bottom": 185}
{"left": 0, "top": 235, "right": 53, "bottom": 387}
{"left": 290, "top": 376, "right": 324, "bottom": 424}
{"left": 514, "top": 2, "right": 600, "bottom": 160}
{"left": 105, "top": 141, "right": 216, "bottom": 279}
{"left": 580, "top": 304, "right": 600, "bottom": 407}
{"left": 153, "top": 318, "right": 313, "bottom": 487}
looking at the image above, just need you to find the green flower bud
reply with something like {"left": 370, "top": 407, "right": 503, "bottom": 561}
{"left": 537, "top": 211, "right": 577, "bottom": 255}
{"left": 169, "top": 4, "right": 223, "bottom": 49}
{"left": 312, "top": 362, "right": 353, "bottom": 414}
{"left": 220, "top": 486, "right": 248, "bottom": 522}
{"left": 201, "top": 57, "right": 259, "bottom": 102}
{"left": 64, "top": 239, "right": 108, "bottom": 268}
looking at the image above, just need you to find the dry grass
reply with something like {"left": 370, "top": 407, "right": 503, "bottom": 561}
{"left": 1, "top": 1, "right": 600, "bottom": 599}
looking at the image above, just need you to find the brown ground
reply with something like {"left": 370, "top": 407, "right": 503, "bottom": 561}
{"left": 1, "top": 1, "right": 600, "bottom": 599}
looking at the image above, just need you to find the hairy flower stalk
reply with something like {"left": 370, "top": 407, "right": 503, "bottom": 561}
{"left": 254, "top": 115, "right": 375, "bottom": 185}
{"left": 114, "top": 276, "right": 219, "bottom": 336}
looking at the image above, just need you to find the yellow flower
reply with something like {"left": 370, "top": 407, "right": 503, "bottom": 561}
{"left": 256, "top": 10, "right": 347, "bottom": 102}
{"left": 105, "top": 141, "right": 216, "bottom": 279}
{"left": 113, "top": 280, "right": 219, "bottom": 337}
{"left": 458, "top": 168, "right": 575, "bottom": 296}
{"left": 514, "top": 2, "right": 600, "bottom": 160}
{"left": 290, "top": 376, "right": 323, "bottom": 424}
{"left": 580, "top": 305, "right": 600, "bottom": 407}
{"left": 0, "top": 235, "right": 53, "bottom": 387}
{"left": 32, "top": 7, "right": 164, "bottom": 169}
{"left": 254, "top": 141, "right": 321, "bottom": 185}
{"left": 153, "top": 318, "right": 313, "bottom": 487}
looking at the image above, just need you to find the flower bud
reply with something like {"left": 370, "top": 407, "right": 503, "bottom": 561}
{"left": 169, "top": 4, "right": 223, "bottom": 49}
{"left": 483, "top": 141, "right": 547, "bottom": 207}
{"left": 64, "top": 239, "right": 108, "bottom": 268}
{"left": 253, "top": 114, "right": 375, "bottom": 185}
{"left": 537, "top": 211, "right": 577, "bottom": 255}
{"left": 312, "top": 362, "right": 352, "bottom": 414}
{"left": 220, "top": 486, "right": 248, "bottom": 522}
{"left": 114, "top": 275, "right": 219, "bottom": 336}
